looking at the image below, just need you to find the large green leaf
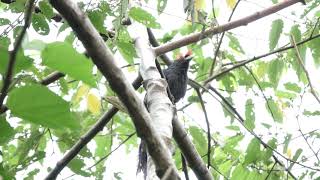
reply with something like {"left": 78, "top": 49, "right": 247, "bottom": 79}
{"left": 267, "top": 99, "right": 283, "bottom": 123}
{"left": 244, "top": 138, "right": 261, "bottom": 165}
{"left": 39, "top": 0, "right": 54, "bottom": 19}
{"left": 0, "top": 116, "right": 15, "bottom": 145}
{"left": 269, "top": 19, "right": 283, "bottom": 51}
{"left": 189, "top": 126, "right": 207, "bottom": 155}
{"left": 267, "top": 59, "right": 284, "bottom": 88}
{"left": 129, "top": 7, "right": 161, "bottom": 29}
{"left": 41, "top": 42, "right": 96, "bottom": 87}
{"left": 7, "top": 84, "right": 80, "bottom": 130}
{"left": 32, "top": 14, "right": 50, "bottom": 35}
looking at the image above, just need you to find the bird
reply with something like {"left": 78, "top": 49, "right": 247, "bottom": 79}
{"left": 137, "top": 51, "right": 193, "bottom": 179}
{"left": 163, "top": 51, "right": 192, "bottom": 103}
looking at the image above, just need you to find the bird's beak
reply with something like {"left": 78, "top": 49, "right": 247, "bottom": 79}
{"left": 185, "top": 56, "right": 193, "bottom": 62}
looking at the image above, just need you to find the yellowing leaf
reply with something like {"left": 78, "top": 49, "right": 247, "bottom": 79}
{"left": 287, "top": 148, "right": 292, "bottom": 159}
{"left": 74, "top": 84, "right": 90, "bottom": 103}
{"left": 226, "top": 0, "right": 236, "bottom": 9}
{"left": 87, "top": 93, "right": 101, "bottom": 114}
{"left": 195, "top": 0, "right": 205, "bottom": 10}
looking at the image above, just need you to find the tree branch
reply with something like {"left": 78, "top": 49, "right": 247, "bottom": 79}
{"left": 0, "top": 0, "right": 35, "bottom": 107}
{"left": 154, "top": 0, "right": 304, "bottom": 56}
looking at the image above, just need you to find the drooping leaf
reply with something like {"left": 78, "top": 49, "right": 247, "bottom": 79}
{"left": 268, "top": 59, "right": 284, "bottom": 88}
{"left": 267, "top": 99, "right": 283, "bottom": 123}
{"left": 244, "top": 99, "right": 255, "bottom": 131}
{"left": 189, "top": 126, "right": 207, "bottom": 155}
{"left": 39, "top": 0, "right": 54, "bottom": 19}
{"left": 244, "top": 138, "right": 261, "bottom": 165}
{"left": 283, "top": 134, "right": 292, "bottom": 154}
{"left": 6, "top": 84, "right": 80, "bottom": 130}
{"left": 41, "top": 42, "right": 96, "bottom": 87}
{"left": 269, "top": 19, "right": 283, "bottom": 51}
{"left": 129, "top": 7, "right": 161, "bottom": 29}
{"left": 32, "top": 13, "right": 50, "bottom": 35}
{"left": 87, "top": 93, "right": 101, "bottom": 115}
{"left": 263, "top": 138, "right": 277, "bottom": 163}
{"left": 227, "top": 33, "right": 245, "bottom": 54}
{"left": 288, "top": 149, "right": 303, "bottom": 170}
{"left": 0, "top": 116, "right": 15, "bottom": 145}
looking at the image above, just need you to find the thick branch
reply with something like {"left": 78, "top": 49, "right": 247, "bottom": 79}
{"left": 48, "top": 0, "right": 179, "bottom": 179}
{"left": 154, "top": 0, "right": 304, "bottom": 56}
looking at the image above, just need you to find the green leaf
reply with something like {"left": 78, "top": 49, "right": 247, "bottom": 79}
{"left": 275, "top": 90, "right": 297, "bottom": 99}
{"left": 116, "top": 41, "right": 137, "bottom": 64}
{"left": 0, "top": 48, "right": 32, "bottom": 76}
{"left": 269, "top": 19, "right": 283, "bottom": 51}
{"left": 290, "top": 25, "right": 301, "bottom": 42}
{"left": 0, "top": 18, "right": 10, "bottom": 26}
{"left": 41, "top": 42, "right": 96, "bottom": 87}
{"left": 6, "top": 84, "right": 80, "bottom": 130}
{"left": 0, "top": 116, "right": 15, "bottom": 145}
{"left": 32, "top": 14, "right": 50, "bottom": 35}
{"left": 267, "top": 99, "right": 283, "bottom": 123}
{"left": 308, "top": 37, "right": 320, "bottom": 67}
{"left": 225, "top": 125, "right": 240, "bottom": 131}
{"left": 268, "top": 59, "right": 284, "bottom": 88}
{"left": 284, "top": 82, "right": 301, "bottom": 93}
{"left": 189, "top": 126, "right": 207, "bottom": 155}
{"left": 288, "top": 149, "right": 302, "bottom": 170}
{"left": 227, "top": 33, "right": 245, "bottom": 54}
{"left": 157, "top": 0, "right": 168, "bottom": 14}
{"left": 39, "top": 1, "right": 54, "bottom": 19}
{"left": 231, "top": 165, "right": 249, "bottom": 180}
{"left": 68, "top": 158, "right": 91, "bottom": 177}
{"left": 245, "top": 99, "right": 255, "bottom": 131}
{"left": 88, "top": 10, "right": 107, "bottom": 34}
{"left": 283, "top": 134, "right": 292, "bottom": 154}
{"left": 244, "top": 138, "right": 261, "bottom": 165}
{"left": 303, "top": 110, "right": 320, "bottom": 116}
{"left": 263, "top": 138, "right": 276, "bottom": 162}
{"left": 129, "top": 7, "right": 161, "bottom": 29}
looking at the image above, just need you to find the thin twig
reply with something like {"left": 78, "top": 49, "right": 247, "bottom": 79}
{"left": 264, "top": 162, "right": 277, "bottom": 180}
{"left": 195, "top": 88, "right": 211, "bottom": 168}
{"left": 243, "top": 65, "right": 276, "bottom": 121}
{"left": 209, "top": 0, "right": 242, "bottom": 75}
{"left": 204, "top": 33, "right": 320, "bottom": 85}
{"left": 0, "top": 0, "right": 35, "bottom": 106}
{"left": 290, "top": 35, "right": 320, "bottom": 105}
{"left": 181, "top": 154, "right": 190, "bottom": 180}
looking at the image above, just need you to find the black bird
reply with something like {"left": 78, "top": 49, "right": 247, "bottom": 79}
{"left": 163, "top": 52, "right": 192, "bottom": 103}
